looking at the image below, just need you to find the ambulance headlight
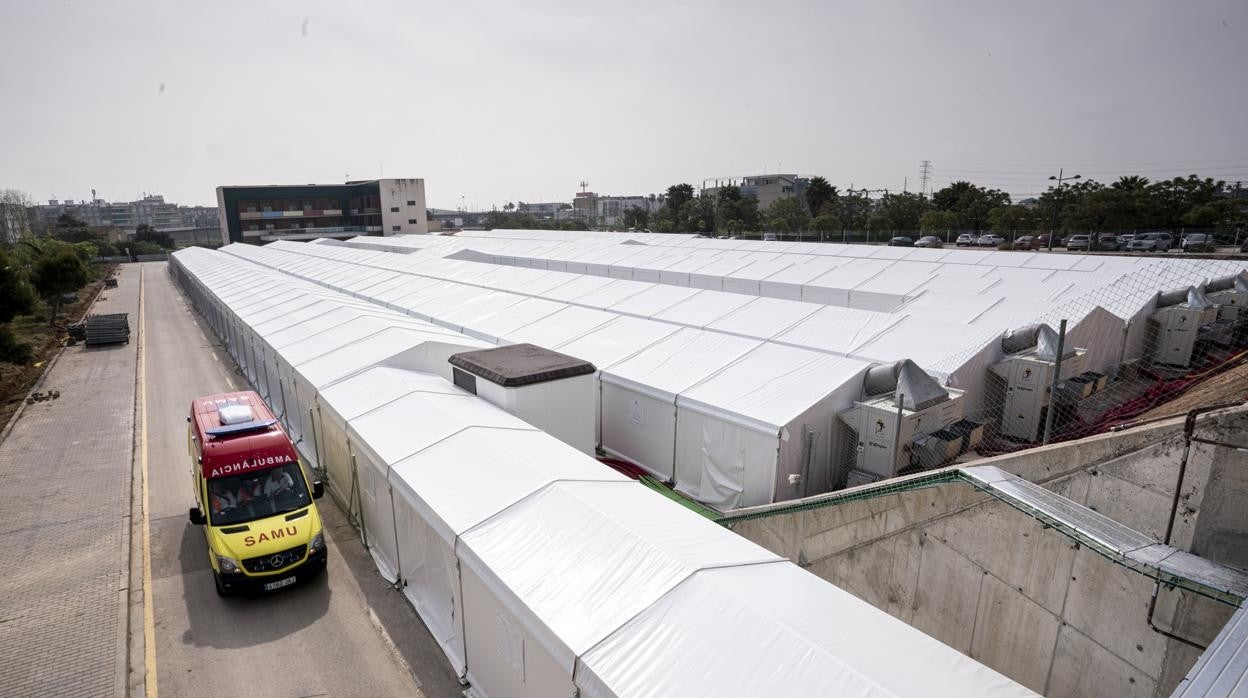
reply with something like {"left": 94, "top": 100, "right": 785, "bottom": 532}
{"left": 309, "top": 532, "right": 325, "bottom": 553}
{"left": 216, "top": 555, "right": 242, "bottom": 574}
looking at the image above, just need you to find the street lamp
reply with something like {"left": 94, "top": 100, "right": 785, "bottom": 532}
{"left": 1045, "top": 169, "right": 1081, "bottom": 251}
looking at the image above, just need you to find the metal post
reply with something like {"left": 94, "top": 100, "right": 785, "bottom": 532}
{"left": 1042, "top": 320, "right": 1067, "bottom": 445}
{"left": 893, "top": 393, "right": 906, "bottom": 473}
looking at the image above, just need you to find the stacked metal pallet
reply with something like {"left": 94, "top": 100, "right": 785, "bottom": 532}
{"left": 83, "top": 313, "right": 130, "bottom": 346}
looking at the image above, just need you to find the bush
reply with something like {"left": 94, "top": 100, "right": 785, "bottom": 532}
{"left": 0, "top": 325, "right": 33, "bottom": 365}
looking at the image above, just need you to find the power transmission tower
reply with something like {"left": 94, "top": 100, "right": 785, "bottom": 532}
{"left": 919, "top": 160, "right": 933, "bottom": 198}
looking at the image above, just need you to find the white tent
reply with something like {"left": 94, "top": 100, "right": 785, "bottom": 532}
{"left": 599, "top": 328, "right": 762, "bottom": 479}
{"left": 456, "top": 480, "right": 782, "bottom": 698}
{"left": 674, "top": 343, "right": 872, "bottom": 508}
{"left": 575, "top": 562, "right": 1032, "bottom": 698}
{"left": 387, "top": 431, "right": 629, "bottom": 678}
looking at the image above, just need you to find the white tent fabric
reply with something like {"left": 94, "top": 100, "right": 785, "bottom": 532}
{"left": 674, "top": 344, "right": 872, "bottom": 508}
{"left": 456, "top": 480, "right": 782, "bottom": 693}
{"left": 575, "top": 562, "right": 1034, "bottom": 698}
{"left": 599, "top": 328, "right": 763, "bottom": 479}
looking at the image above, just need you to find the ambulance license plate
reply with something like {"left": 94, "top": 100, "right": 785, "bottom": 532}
{"left": 264, "top": 577, "right": 296, "bottom": 591}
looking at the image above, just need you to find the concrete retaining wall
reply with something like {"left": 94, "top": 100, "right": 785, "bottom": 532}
{"left": 728, "top": 406, "right": 1248, "bottom": 696}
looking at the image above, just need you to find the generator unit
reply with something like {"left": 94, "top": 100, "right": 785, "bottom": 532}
{"left": 1149, "top": 286, "right": 1220, "bottom": 367}
{"left": 1204, "top": 272, "right": 1248, "bottom": 324}
{"left": 990, "top": 324, "right": 1087, "bottom": 443}
{"left": 838, "top": 359, "right": 967, "bottom": 484}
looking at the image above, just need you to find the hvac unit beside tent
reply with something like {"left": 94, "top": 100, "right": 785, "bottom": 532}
{"left": 991, "top": 324, "right": 1087, "bottom": 443}
{"left": 1149, "top": 287, "right": 1221, "bottom": 367}
{"left": 449, "top": 343, "right": 597, "bottom": 455}
{"left": 1204, "top": 272, "right": 1248, "bottom": 323}
{"left": 837, "top": 359, "right": 968, "bottom": 485}
{"left": 1203, "top": 272, "right": 1248, "bottom": 347}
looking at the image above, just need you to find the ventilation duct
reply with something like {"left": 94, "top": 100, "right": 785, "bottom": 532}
{"left": 1001, "top": 323, "right": 1076, "bottom": 361}
{"left": 863, "top": 359, "right": 950, "bottom": 411}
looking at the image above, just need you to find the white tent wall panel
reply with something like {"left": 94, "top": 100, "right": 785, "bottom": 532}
{"left": 460, "top": 565, "right": 571, "bottom": 698}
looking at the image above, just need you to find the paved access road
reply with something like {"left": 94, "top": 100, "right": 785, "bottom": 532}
{"left": 140, "top": 262, "right": 460, "bottom": 697}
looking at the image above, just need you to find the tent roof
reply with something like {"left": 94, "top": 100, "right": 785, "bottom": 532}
{"left": 458, "top": 480, "right": 782, "bottom": 671}
{"left": 576, "top": 563, "right": 1033, "bottom": 698}
{"left": 386, "top": 427, "right": 628, "bottom": 547}
{"left": 678, "top": 343, "right": 871, "bottom": 429}
{"left": 602, "top": 327, "right": 762, "bottom": 396}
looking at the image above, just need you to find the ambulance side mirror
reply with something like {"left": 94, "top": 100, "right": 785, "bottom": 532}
{"left": 188, "top": 507, "right": 207, "bottom": 526}
{"left": 312, "top": 481, "right": 324, "bottom": 500}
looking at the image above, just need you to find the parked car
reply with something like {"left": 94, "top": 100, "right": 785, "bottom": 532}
{"left": 888, "top": 236, "right": 914, "bottom": 247}
{"left": 914, "top": 236, "right": 943, "bottom": 248}
{"left": 1091, "top": 233, "right": 1121, "bottom": 251}
{"left": 955, "top": 233, "right": 977, "bottom": 246}
{"left": 975, "top": 234, "right": 1004, "bottom": 247}
{"left": 1182, "top": 233, "right": 1217, "bottom": 253}
{"left": 1010, "top": 235, "right": 1037, "bottom": 250}
{"left": 762, "top": 232, "right": 777, "bottom": 241}
{"left": 1066, "top": 234, "right": 1091, "bottom": 251}
{"left": 1241, "top": 238, "right": 1248, "bottom": 253}
{"left": 1117, "top": 233, "right": 1136, "bottom": 246}
{"left": 1127, "top": 232, "right": 1173, "bottom": 252}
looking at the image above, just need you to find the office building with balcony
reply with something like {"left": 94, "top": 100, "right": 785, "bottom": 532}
{"left": 215, "top": 179, "right": 428, "bottom": 244}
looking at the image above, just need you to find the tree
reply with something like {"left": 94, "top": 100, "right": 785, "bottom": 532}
{"left": 764, "top": 197, "right": 809, "bottom": 235}
{"left": 622, "top": 206, "right": 649, "bottom": 230}
{"left": 1, "top": 188, "right": 33, "bottom": 207}
{"left": 874, "top": 192, "right": 929, "bottom": 232}
{"left": 931, "top": 181, "right": 1010, "bottom": 231}
{"left": 664, "top": 183, "right": 695, "bottom": 213}
{"left": 808, "top": 213, "right": 843, "bottom": 237}
{"left": 1111, "top": 175, "right": 1150, "bottom": 193}
{"left": 31, "top": 249, "right": 90, "bottom": 322}
{"left": 714, "top": 186, "right": 761, "bottom": 232}
{"left": 989, "top": 205, "right": 1039, "bottom": 234}
{"left": 1182, "top": 200, "right": 1246, "bottom": 228}
{"left": 804, "top": 176, "right": 838, "bottom": 216}
{"left": 919, "top": 210, "right": 959, "bottom": 233}
{"left": 867, "top": 214, "right": 894, "bottom": 233}
{"left": 840, "top": 190, "right": 872, "bottom": 230}
{"left": 683, "top": 196, "right": 717, "bottom": 234}
{"left": 135, "top": 224, "right": 175, "bottom": 249}
{"left": 0, "top": 249, "right": 36, "bottom": 323}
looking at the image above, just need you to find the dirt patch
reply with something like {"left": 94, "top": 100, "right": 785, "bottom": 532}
{"left": 0, "top": 265, "right": 116, "bottom": 428}
{"left": 1137, "top": 356, "right": 1248, "bottom": 420}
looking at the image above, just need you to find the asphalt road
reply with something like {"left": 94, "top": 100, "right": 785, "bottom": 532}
{"left": 139, "top": 263, "right": 461, "bottom": 697}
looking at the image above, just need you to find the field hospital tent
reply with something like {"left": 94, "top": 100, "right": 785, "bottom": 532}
{"left": 575, "top": 562, "right": 1028, "bottom": 698}
{"left": 673, "top": 343, "right": 872, "bottom": 508}
{"left": 599, "top": 328, "right": 763, "bottom": 479}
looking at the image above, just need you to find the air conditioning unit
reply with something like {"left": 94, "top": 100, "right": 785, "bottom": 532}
{"left": 990, "top": 324, "right": 1086, "bottom": 442}
{"left": 838, "top": 359, "right": 966, "bottom": 482}
{"left": 1204, "top": 272, "right": 1248, "bottom": 327}
{"left": 1149, "top": 287, "right": 1220, "bottom": 367}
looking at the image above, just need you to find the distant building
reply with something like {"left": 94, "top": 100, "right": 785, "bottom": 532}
{"left": 1, "top": 202, "right": 31, "bottom": 244}
{"left": 570, "top": 192, "right": 664, "bottom": 226}
{"left": 215, "top": 178, "right": 428, "bottom": 245}
{"left": 1017, "top": 197, "right": 1040, "bottom": 209}
{"left": 701, "top": 174, "right": 809, "bottom": 211}
{"left": 33, "top": 194, "right": 215, "bottom": 232}
{"left": 515, "top": 202, "right": 568, "bottom": 219}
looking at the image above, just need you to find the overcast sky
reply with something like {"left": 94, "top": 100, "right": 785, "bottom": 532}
{"left": 2, "top": 0, "right": 1246, "bottom": 209}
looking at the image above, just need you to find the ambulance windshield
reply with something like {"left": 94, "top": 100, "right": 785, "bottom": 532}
{"left": 207, "top": 462, "right": 311, "bottom": 526}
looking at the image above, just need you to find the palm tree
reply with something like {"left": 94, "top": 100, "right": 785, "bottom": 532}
{"left": 804, "top": 176, "right": 837, "bottom": 216}
{"left": 1111, "top": 175, "right": 1150, "bottom": 192}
